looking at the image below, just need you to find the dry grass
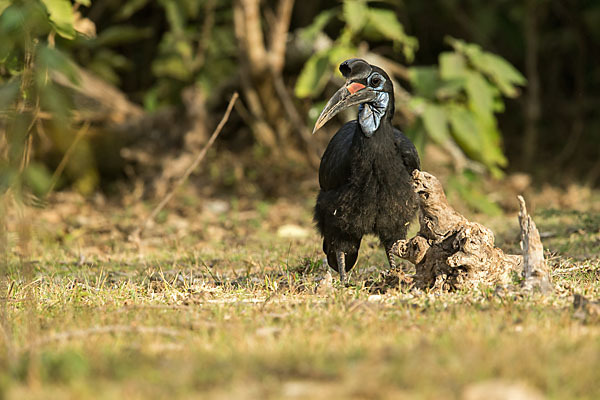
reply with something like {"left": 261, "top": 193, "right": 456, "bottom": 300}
{"left": 1, "top": 185, "right": 600, "bottom": 399}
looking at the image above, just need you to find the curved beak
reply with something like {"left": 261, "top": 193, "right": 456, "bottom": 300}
{"left": 313, "top": 82, "right": 377, "bottom": 133}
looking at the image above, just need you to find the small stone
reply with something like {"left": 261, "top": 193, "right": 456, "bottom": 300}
{"left": 316, "top": 271, "right": 333, "bottom": 295}
{"left": 277, "top": 224, "right": 309, "bottom": 239}
{"left": 255, "top": 326, "right": 281, "bottom": 338}
{"left": 204, "top": 199, "right": 229, "bottom": 214}
{"left": 462, "top": 380, "right": 545, "bottom": 400}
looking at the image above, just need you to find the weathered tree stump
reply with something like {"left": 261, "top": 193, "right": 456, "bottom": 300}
{"left": 392, "top": 170, "right": 551, "bottom": 292}
{"left": 517, "top": 195, "right": 552, "bottom": 292}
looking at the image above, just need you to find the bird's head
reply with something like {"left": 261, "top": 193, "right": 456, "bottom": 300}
{"left": 313, "top": 58, "right": 394, "bottom": 137}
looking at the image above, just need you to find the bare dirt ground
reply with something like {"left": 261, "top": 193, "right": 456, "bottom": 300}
{"left": 1, "top": 177, "right": 599, "bottom": 399}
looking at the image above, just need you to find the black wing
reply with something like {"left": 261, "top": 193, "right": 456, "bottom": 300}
{"left": 394, "top": 128, "right": 420, "bottom": 173}
{"left": 318, "top": 121, "right": 357, "bottom": 191}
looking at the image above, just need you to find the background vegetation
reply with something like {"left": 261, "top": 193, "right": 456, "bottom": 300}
{"left": 1, "top": 1, "right": 600, "bottom": 399}
{"left": 1, "top": 0, "right": 599, "bottom": 201}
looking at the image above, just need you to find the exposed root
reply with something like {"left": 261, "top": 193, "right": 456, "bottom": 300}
{"left": 393, "top": 170, "right": 551, "bottom": 292}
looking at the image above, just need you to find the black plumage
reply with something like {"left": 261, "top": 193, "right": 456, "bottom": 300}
{"left": 313, "top": 59, "right": 420, "bottom": 283}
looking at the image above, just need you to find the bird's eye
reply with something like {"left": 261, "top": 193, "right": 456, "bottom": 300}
{"left": 369, "top": 74, "right": 383, "bottom": 88}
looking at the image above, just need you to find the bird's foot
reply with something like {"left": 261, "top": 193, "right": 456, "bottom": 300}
{"left": 336, "top": 251, "right": 348, "bottom": 286}
{"left": 391, "top": 240, "right": 408, "bottom": 258}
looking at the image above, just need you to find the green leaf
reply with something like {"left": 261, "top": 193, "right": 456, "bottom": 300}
{"left": 88, "top": 49, "right": 132, "bottom": 84}
{"left": 439, "top": 52, "right": 466, "bottom": 80}
{"left": 41, "top": 0, "right": 76, "bottom": 39}
{"left": 0, "top": 79, "right": 20, "bottom": 111}
{"left": 87, "top": 60, "right": 120, "bottom": 85}
{"left": 93, "top": 48, "right": 132, "bottom": 70}
{"left": 474, "top": 53, "right": 526, "bottom": 97}
{"left": 117, "top": 0, "right": 149, "bottom": 20}
{"left": 449, "top": 105, "right": 507, "bottom": 170}
{"left": 0, "top": 0, "right": 10, "bottom": 16}
{"left": 0, "top": 164, "right": 18, "bottom": 194}
{"left": 295, "top": 51, "right": 332, "bottom": 98}
{"left": 343, "top": 0, "right": 368, "bottom": 33}
{"left": 422, "top": 102, "right": 450, "bottom": 144}
{"left": 435, "top": 79, "right": 464, "bottom": 100}
{"left": 74, "top": 0, "right": 91, "bottom": 6}
{"left": 473, "top": 115, "right": 507, "bottom": 168}
{"left": 152, "top": 56, "right": 191, "bottom": 81}
{"left": 93, "top": 25, "right": 152, "bottom": 47}
{"left": 37, "top": 46, "right": 79, "bottom": 85}
{"left": 299, "top": 9, "right": 336, "bottom": 43}
{"left": 408, "top": 66, "right": 440, "bottom": 99}
{"left": 181, "top": 0, "right": 202, "bottom": 18}
{"left": 365, "top": 8, "right": 418, "bottom": 62}
{"left": 328, "top": 43, "right": 357, "bottom": 71}
{"left": 480, "top": 53, "right": 526, "bottom": 85}
{"left": 447, "top": 174, "right": 502, "bottom": 216}
{"left": 38, "top": 79, "right": 74, "bottom": 118}
{"left": 465, "top": 71, "right": 495, "bottom": 119}
{"left": 446, "top": 36, "right": 481, "bottom": 60}
{"left": 404, "top": 119, "right": 427, "bottom": 159}
{"left": 448, "top": 105, "right": 481, "bottom": 159}
{"left": 448, "top": 36, "right": 525, "bottom": 97}
{"left": 161, "top": 0, "right": 185, "bottom": 35}
{"left": 308, "top": 100, "right": 327, "bottom": 127}
{"left": 23, "top": 163, "right": 52, "bottom": 196}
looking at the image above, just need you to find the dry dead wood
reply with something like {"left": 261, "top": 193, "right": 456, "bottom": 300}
{"left": 30, "top": 325, "right": 184, "bottom": 348}
{"left": 393, "top": 170, "right": 551, "bottom": 292}
{"left": 517, "top": 195, "right": 552, "bottom": 292}
{"left": 233, "top": 0, "right": 319, "bottom": 164}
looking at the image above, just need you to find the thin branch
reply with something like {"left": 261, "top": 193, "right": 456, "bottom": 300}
{"left": 271, "top": 72, "right": 320, "bottom": 168}
{"left": 29, "top": 325, "right": 184, "bottom": 348}
{"left": 47, "top": 122, "right": 90, "bottom": 195}
{"left": 269, "top": 0, "right": 295, "bottom": 74}
{"left": 195, "top": 0, "right": 216, "bottom": 70}
{"left": 238, "top": 0, "right": 268, "bottom": 77}
{"left": 131, "top": 92, "right": 239, "bottom": 240}
{"left": 552, "top": 263, "right": 599, "bottom": 276}
{"left": 522, "top": 0, "right": 541, "bottom": 169}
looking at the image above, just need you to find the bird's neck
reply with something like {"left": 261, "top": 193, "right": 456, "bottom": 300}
{"left": 353, "top": 119, "right": 395, "bottom": 155}
{"left": 357, "top": 92, "right": 390, "bottom": 136}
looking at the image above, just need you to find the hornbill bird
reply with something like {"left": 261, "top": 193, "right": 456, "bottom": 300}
{"left": 313, "top": 58, "right": 420, "bottom": 284}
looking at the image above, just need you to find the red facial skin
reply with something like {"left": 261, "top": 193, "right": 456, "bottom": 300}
{"left": 346, "top": 82, "right": 366, "bottom": 94}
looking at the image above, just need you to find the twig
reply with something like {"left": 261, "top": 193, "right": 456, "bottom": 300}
{"left": 552, "top": 264, "right": 599, "bottom": 276}
{"left": 271, "top": 72, "right": 320, "bottom": 168}
{"left": 29, "top": 325, "right": 183, "bottom": 348}
{"left": 238, "top": 0, "right": 267, "bottom": 77}
{"left": 195, "top": 0, "right": 216, "bottom": 70}
{"left": 131, "top": 92, "right": 239, "bottom": 240}
{"left": 522, "top": 0, "right": 541, "bottom": 170}
{"left": 47, "top": 122, "right": 90, "bottom": 195}
{"left": 19, "top": 132, "right": 34, "bottom": 173}
{"left": 198, "top": 257, "right": 221, "bottom": 283}
{"left": 269, "top": 0, "right": 295, "bottom": 74}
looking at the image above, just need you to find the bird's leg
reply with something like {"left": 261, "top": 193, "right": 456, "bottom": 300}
{"left": 336, "top": 251, "right": 347, "bottom": 285}
{"left": 385, "top": 244, "right": 408, "bottom": 284}
{"left": 385, "top": 245, "right": 397, "bottom": 271}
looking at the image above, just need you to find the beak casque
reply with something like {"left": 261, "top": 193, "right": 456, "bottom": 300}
{"left": 312, "top": 83, "right": 377, "bottom": 133}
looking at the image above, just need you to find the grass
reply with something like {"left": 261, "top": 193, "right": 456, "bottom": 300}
{"left": 1, "top": 188, "right": 600, "bottom": 399}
